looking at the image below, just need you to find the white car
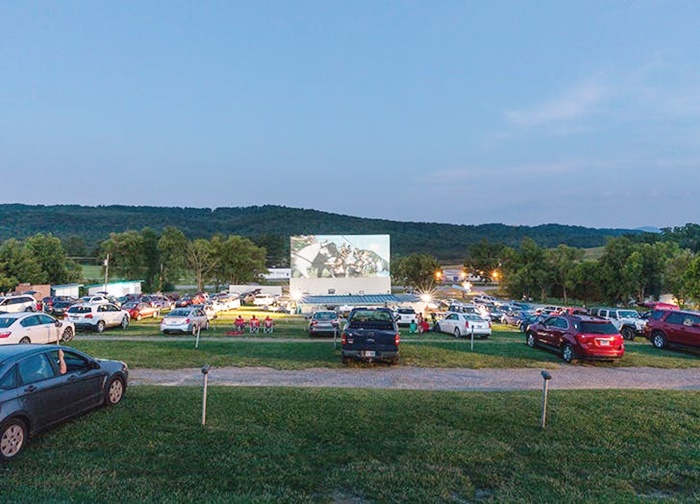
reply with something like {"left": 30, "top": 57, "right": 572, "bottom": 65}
{"left": 0, "top": 295, "right": 39, "bottom": 313}
{"left": 394, "top": 308, "right": 417, "bottom": 327}
{"left": 66, "top": 303, "right": 130, "bottom": 333}
{"left": 434, "top": 312, "right": 492, "bottom": 338}
{"left": 0, "top": 312, "right": 75, "bottom": 344}
{"left": 253, "top": 293, "right": 277, "bottom": 307}
{"left": 80, "top": 295, "right": 110, "bottom": 305}
{"left": 160, "top": 307, "right": 210, "bottom": 334}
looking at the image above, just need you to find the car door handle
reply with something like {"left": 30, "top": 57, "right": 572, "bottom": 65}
{"left": 66, "top": 375, "right": 77, "bottom": 382}
{"left": 25, "top": 385, "right": 37, "bottom": 393}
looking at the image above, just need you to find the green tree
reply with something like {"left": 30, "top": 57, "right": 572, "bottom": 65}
{"left": 187, "top": 239, "right": 219, "bottom": 291}
{"left": 392, "top": 254, "right": 442, "bottom": 292}
{"left": 157, "top": 227, "right": 189, "bottom": 291}
{"left": 546, "top": 244, "right": 584, "bottom": 304}
{"left": 101, "top": 231, "right": 147, "bottom": 281}
{"left": 25, "top": 233, "right": 75, "bottom": 285}
{"left": 0, "top": 239, "right": 45, "bottom": 290}
{"left": 211, "top": 235, "right": 268, "bottom": 289}
{"left": 664, "top": 248, "right": 693, "bottom": 307}
{"left": 464, "top": 239, "right": 505, "bottom": 283}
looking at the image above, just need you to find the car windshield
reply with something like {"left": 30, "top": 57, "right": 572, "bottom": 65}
{"left": 0, "top": 317, "right": 16, "bottom": 328}
{"left": 168, "top": 309, "right": 190, "bottom": 317}
{"left": 578, "top": 321, "right": 618, "bottom": 335}
{"left": 618, "top": 310, "right": 639, "bottom": 319}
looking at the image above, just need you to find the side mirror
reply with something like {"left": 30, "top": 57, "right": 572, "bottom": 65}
{"left": 91, "top": 360, "right": 101, "bottom": 370}
{"left": 55, "top": 320, "right": 61, "bottom": 327}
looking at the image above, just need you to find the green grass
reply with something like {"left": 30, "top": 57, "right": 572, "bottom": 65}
{"left": 74, "top": 320, "right": 700, "bottom": 370}
{"left": 2, "top": 387, "right": 698, "bottom": 502}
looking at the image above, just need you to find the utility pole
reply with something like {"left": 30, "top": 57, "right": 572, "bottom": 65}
{"left": 103, "top": 254, "right": 110, "bottom": 293}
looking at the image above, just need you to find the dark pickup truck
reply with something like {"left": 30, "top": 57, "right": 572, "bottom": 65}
{"left": 341, "top": 307, "right": 400, "bottom": 364}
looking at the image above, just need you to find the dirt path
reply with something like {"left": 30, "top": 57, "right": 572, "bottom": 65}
{"left": 130, "top": 366, "right": 700, "bottom": 391}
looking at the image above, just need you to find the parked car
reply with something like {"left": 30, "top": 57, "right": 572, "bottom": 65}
{"left": 190, "top": 303, "right": 217, "bottom": 321}
{"left": 501, "top": 310, "right": 531, "bottom": 326}
{"left": 0, "top": 295, "right": 39, "bottom": 313}
{"left": 0, "top": 312, "right": 75, "bottom": 344}
{"left": 174, "top": 295, "right": 193, "bottom": 308}
{"left": 434, "top": 312, "right": 492, "bottom": 338}
{"left": 253, "top": 293, "right": 277, "bottom": 307}
{"left": 45, "top": 299, "right": 78, "bottom": 318}
{"left": 643, "top": 308, "right": 700, "bottom": 351}
{"left": 65, "top": 303, "right": 130, "bottom": 333}
{"left": 121, "top": 301, "right": 161, "bottom": 321}
{"left": 525, "top": 314, "right": 625, "bottom": 363}
{"left": 80, "top": 295, "right": 110, "bottom": 305}
{"left": 590, "top": 307, "right": 646, "bottom": 340}
{"left": 341, "top": 307, "right": 400, "bottom": 364}
{"left": 394, "top": 307, "right": 417, "bottom": 327}
{"left": 160, "top": 307, "right": 210, "bottom": 334}
{"left": 0, "top": 344, "right": 128, "bottom": 461}
{"left": 308, "top": 310, "right": 341, "bottom": 337}
{"left": 140, "top": 294, "right": 173, "bottom": 310}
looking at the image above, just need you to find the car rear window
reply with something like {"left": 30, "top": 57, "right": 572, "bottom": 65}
{"left": 0, "top": 317, "right": 16, "bottom": 328}
{"left": 314, "top": 312, "right": 337, "bottom": 321}
{"left": 168, "top": 309, "right": 190, "bottom": 317}
{"left": 349, "top": 309, "right": 394, "bottom": 329}
{"left": 578, "top": 321, "right": 618, "bottom": 335}
{"left": 68, "top": 306, "right": 92, "bottom": 314}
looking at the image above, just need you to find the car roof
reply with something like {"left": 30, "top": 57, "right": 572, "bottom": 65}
{"left": 0, "top": 344, "right": 55, "bottom": 364}
{"left": 0, "top": 312, "right": 33, "bottom": 320}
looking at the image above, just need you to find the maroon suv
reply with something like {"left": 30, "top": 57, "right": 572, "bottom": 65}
{"left": 525, "top": 314, "right": 624, "bottom": 363}
{"left": 643, "top": 309, "right": 700, "bottom": 350}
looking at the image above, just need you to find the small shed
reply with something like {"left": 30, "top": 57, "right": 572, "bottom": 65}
{"left": 52, "top": 283, "right": 84, "bottom": 298}
{"left": 86, "top": 280, "right": 142, "bottom": 298}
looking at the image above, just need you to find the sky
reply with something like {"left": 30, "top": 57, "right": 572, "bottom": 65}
{"left": 1, "top": 1, "right": 699, "bottom": 230}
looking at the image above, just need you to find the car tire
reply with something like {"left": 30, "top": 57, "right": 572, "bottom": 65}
{"left": 61, "top": 327, "right": 74, "bottom": 343}
{"left": 96, "top": 320, "right": 106, "bottom": 333}
{"left": 105, "top": 377, "right": 125, "bottom": 406}
{"left": 19, "top": 337, "right": 30, "bottom": 344}
{"left": 526, "top": 332, "right": 537, "bottom": 348}
{"left": 562, "top": 343, "right": 575, "bottom": 363}
{"left": 652, "top": 331, "right": 667, "bottom": 349}
{"left": 121, "top": 316, "right": 129, "bottom": 330}
{"left": 454, "top": 327, "right": 461, "bottom": 338}
{"left": 136, "top": 314, "right": 142, "bottom": 321}
{"left": 621, "top": 327, "right": 635, "bottom": 341}
{"left": 24, "top": 306, "right": 35, "bottom": 312}
{"left": 0, "top": 418, "right": 27, "bottom": 462}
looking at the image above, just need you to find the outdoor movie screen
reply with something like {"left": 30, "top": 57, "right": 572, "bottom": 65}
{"left": 290, "top": 235, "right": 390, "bottom": 279}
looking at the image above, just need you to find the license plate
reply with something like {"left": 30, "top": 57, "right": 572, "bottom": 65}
{"left": 598, "top": 339, "right": 610, "bottom": 346}
{"left": 361, "top": 350, "right": 376, "bottom": 358}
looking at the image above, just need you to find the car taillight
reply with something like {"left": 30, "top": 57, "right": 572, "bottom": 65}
{"left": 0, "top": 332, "right": 11, "bottom": 338}
{"left": 576, "top": 334, "right": 588, "bottom": 342}
{"left": 488, "top": 321, "right": 492, "bottom": 328}
{"left": 311, "top": 321, "right": 317, "bottom": 326}
{"left": 184, "top": 318, "right": 191, "bottom": 324}
{"left": 86, "top": 314, "right": 93, "bottom": 319}
{"left": 395, "top": 333, "right": 400, "bottom": 346}
{"left": 464, "top": 321, "right": 470, "bottom": 328}
{"left": 341, "top": 333, "right": 347, "bottom": 345}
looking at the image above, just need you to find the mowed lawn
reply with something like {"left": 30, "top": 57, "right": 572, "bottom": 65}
{"left": 72, "top": 316, "right": 700, "bottom": 370}
{"left": 2, "top": 387, "right": 698, "bottom": 503}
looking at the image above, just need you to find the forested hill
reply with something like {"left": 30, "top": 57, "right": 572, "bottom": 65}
{"left": 0, "top": 204, "right": 639, "bottom": 261}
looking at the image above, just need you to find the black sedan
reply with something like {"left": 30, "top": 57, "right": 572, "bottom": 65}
{"left": 0, "top": 345, "right": 128, "bottom": 461}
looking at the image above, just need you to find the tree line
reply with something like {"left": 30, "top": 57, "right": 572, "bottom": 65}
{"left": 0, "top": 228, "right": 268, "bottom": 294}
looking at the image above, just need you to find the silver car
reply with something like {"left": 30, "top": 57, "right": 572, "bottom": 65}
{"left": 160, "top": 307, "right": 210, "bottom": 335}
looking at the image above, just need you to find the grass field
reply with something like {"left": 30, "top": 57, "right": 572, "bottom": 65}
{"left": 2, "top": 387, "right": 698, "bottom": 503}
{"left": 72, "top": 311, "right": 700, "bottom": 370}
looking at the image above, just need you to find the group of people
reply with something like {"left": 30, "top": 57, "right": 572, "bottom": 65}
{"left": 234, "top": 314, "right": 274, "bottom": 333}
{"left": 409, "top": 312, "right": 433, "bottom": 334}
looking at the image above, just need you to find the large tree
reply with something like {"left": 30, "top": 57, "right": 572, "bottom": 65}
{"left": 187, "top": 239, "right": 219, "bottom": 291}
{"left": 157, "top": 227, "right": 189, "bottom": 291}
{"left": 210, "top": 235, "right": 268, "bottom": 289}
{"left": 392, "top": 254, "right": 442, "bottom": 292}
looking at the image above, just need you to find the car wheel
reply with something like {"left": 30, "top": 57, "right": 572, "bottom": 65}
{"left": 526, "top": 332, "right": 537, "bottom": 348}
{"left": 19, "top": 337, "right": 30, "bottom": 344}
{"left": 24, "top": 306, "right": 35, "bottom": 312}
{"left": 61, "top": 327, "right": 74, "bottom": 343}
{"left": 105, "top": 377, "right": 125, "bottom": 406}
{"left": 652, "top": 331, "right": 667, "bottom": 349}
{"left": 621, "top": 327, "right": 635, "bottom": 341}
{"left": 136, "top": 314, "right": 142, "bottom": 321}
{"left": 454, "top": 327, "right": 461, "bottom": 338}
{"left": 96, "top": 320, "right": 106, "bottom": 333}
{"left": 121, "top": 316, "right": 129, "bottom": 330}
{"left": 0, "top": 418, "right": 27, "bottom": 462}
{"left": 562, "top": 343, "right": 575, "bottom": 363}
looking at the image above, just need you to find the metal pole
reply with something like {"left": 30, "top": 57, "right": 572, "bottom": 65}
{"left": 540, "top": 370, "right": 552, "bottom": 430}
{"left": 470, "top": 325, "right": 474, "bottom": 351}
{"left": 201, "top": 364, "right": 210, "bottom": 426}
{"left": 195, "top": 324, "right": 201, "bottom": 349}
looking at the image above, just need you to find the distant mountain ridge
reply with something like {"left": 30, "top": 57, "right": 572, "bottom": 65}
{"left": 0, "top": 204, "right": 641, "bottom": 261}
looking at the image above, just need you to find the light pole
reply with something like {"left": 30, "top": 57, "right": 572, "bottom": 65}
{"left": 103, "top": 254, "right": 110, "bottom": 293}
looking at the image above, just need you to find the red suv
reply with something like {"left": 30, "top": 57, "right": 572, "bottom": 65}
{"left": 525, "top": 314, "right": 624, "bottom": 363}
{"left": 643, "top": 309, "right": 700, "bottom": 350}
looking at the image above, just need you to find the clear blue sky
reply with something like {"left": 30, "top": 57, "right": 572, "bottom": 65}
{"left": 1, "top": 1, "right": 698, "bottom": 229}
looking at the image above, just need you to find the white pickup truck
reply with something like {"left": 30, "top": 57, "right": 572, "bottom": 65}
{"left": 591, "top": 307, "right": 646, "bottom": 340}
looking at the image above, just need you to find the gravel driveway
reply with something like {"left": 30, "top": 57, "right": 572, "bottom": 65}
{"left": 130, "top": 366, "right": 700, "bottom": 391}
